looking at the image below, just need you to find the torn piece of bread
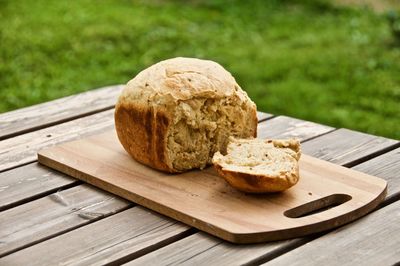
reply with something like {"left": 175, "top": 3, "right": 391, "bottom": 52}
{"left": 212, "top": 138, "right": 301, "bottom": 193}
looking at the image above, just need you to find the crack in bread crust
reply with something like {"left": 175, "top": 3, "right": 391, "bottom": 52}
{"left": 115, "top": 103, "right": 173, "bottom": 172}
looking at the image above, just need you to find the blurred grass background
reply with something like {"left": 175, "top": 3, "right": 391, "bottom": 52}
{"left": 0, "top": 0, "right": 399, "bottom": 139}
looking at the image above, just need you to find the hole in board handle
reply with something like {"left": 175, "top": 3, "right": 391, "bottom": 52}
{"left": 284, "top": 194, "right": 352, "bottom": 218}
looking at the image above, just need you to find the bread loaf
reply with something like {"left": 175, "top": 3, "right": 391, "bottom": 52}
{"left": 212, "top": 137, "right": 301, "bottom": 193}
{"left": 115, "top": 57, "right": 258, "bottom": 173}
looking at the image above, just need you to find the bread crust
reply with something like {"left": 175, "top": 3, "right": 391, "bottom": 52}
{"left": 213, "top": 163, "right": 300, "bottom": 193}
{"left": 115, "top": 102, "right": 176, "bottom": 173}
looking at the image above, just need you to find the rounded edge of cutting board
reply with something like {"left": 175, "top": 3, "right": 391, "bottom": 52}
{"left": 218, "top": 183, "right": 387, "bottom": 244}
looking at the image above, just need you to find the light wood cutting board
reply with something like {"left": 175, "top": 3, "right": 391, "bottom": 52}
{"left": 37, "top": 130, "right": 387, "bottom": 244}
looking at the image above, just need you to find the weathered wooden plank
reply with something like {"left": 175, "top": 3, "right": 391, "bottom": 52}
{"left": 264, "top": 200, "right": 400, "bottom": 266}
{"left": 0, "top": 163, "right": 76, "bottom": 211}
{"left": 257, "top": 111, "right": 273, "bottom": 122}
{"left": 257, "top": 116, "right": 334, "bottom": 141}
{"left": 353, "top": 147, "right": 400, "bottom": 202}
{"left": 124, "top": 233, "right": 221, "bottom": 266}
{"left": 120, "top": 130, "right": 399, "bottom": 265}
{"left": 0, "top": 207, "right": 190, "bottom": 266}
{"left": 0, "top": 85, "right": 123, "bottom": 140}
{"left": 0, "top": 109, "right": 115, "bottom": 172}
{"left": 0, "top": 185, "right": 130, "bottom": 257}
{"left": 302, "top": 128, "right": 399, "bottom": 167}
{"left": 125, "top": 232, "right": 303, "bottom": 266}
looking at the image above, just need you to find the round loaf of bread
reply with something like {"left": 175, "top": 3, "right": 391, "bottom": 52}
{"left": 115, "top": 57, "right": 258, "bottom": 173}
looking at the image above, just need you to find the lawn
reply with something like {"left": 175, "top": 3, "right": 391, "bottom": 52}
{"left": 1, "top": 0, "right": 399, "bottom": 139}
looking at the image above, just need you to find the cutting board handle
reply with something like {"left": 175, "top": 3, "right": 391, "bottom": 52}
{"left": 284, "top": 193, "right": 352, "bottom": 218}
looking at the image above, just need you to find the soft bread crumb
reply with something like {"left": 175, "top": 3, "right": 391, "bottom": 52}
{"left": 168, "top": 97, "right": 255, "bottom": 171}
{"left": 212, "top": 137, "right": 301, "bottom": 193}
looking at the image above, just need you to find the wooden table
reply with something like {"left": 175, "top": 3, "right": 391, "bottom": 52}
{"left": 1, "top": 85, "right": 399, "bottom": 265}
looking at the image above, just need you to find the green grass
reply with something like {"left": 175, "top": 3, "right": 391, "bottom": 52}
{"left": 1, "top": 0, "right": 399, "bottom": 139}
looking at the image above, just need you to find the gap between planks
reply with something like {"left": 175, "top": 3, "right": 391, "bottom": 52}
{"left": 0, "top": 205, "right": 199, "bottom": 264}
{"left": 0, "top": 106, "right": 115, "bottom": 142}
{"left": 248, "top": 197, "right": 400, "bottom": 266}
{"left": 261, "top": 200, "right": 400, "bottom": 266}
{"left": 342, "top": 142, "right": 400, "bottom": 168}
{"left": 0, "top": 109, "right": 116, "bottom": 173}
{"left": 0, "top": 178, "right": 82, "bottom": 212}
{"left": 0, "top": 85, "right": 124, "bottom": 141}
{"left": 110, "top": 227, "right": 198, "bottom": 266}
{"left": 0, "top": 187, "right": 135, "bottom": 258}
{"left": 0, "top": 202, "right": 134, "bottom": 258}
{"left": 301, "top": 129, "right": 400, "bottom": 168}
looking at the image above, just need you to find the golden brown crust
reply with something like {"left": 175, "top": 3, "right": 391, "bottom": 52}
{"left": 120, "top": 57, "right": 249, "bottom": 105}
{"left": 115, "top": 102, "right": 177, "bottom": 173}
{"left": 213, "top": 163, "right": 300, "bottom": 193}
{"left": 251, "top": 108, "right": 258, "bottom": 138}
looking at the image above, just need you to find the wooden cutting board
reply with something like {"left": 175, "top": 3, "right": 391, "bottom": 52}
{"left": 37, "top": 130, "right": 387, "bottom": 244}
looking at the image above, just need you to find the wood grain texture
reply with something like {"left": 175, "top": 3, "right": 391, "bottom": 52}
{"left": 265, "top": 200, "right": 400, "bottom": 266}
{"left": 302, "top": 128, "right": 399, "bottom": 167}
{"left": 125, "top": 232, "right": 299, "bottom": 266}
{"left": 0, "top": 85, "right": 123, "bottom": 140}
{"left": 0, "top": 184, "right": 130, "bottom": 257}
{"left": 37, "top": 130, "right": 387, "bottom": 244}
{"left": 353, "top": 147, "right": 400, "bottom": 202}
{"left": 257, "top": 116, "right": 334, "bottom": 141}
{"left": 0, "top": 163, "right": 75, "bottom": 211}
{"left": 0, "top": 109, "right": 114, "bottom": 172}
{"left": 0, "top": 207, "right": 190, "bottom": 266}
